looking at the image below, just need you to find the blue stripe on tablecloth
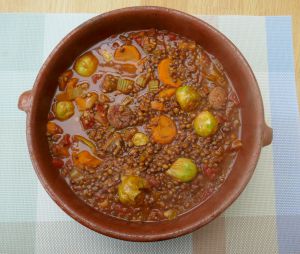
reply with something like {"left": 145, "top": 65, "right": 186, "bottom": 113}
{"left": 266, "top": 16, "right": 300, "bottom": 253}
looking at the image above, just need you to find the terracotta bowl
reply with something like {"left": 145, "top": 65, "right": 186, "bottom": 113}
{"left": 18, "top": 6, "right": 273, "bottom": 242}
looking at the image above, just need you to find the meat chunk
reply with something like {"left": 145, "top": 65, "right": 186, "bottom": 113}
{"left": 107, "top": 104, "right": 134, "bottom": 129}
{"left": 208, "top": 87, "right": 227, "bottom": 109}
{"left": 102, "top": 74, "right": 118, "bottom": 92}
{"left": 142, "top": 36, "right": 157, "bottom": 52}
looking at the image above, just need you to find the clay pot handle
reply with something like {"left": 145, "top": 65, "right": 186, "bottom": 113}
{"left": 18, "top": 90, "right": 32, "bottom": 113}
{"left": 262, "top": 122, "right": 273, "bottom": 147}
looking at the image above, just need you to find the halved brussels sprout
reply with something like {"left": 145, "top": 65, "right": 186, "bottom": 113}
{"left": 166, "top": 158, "right": 197, "bottom": 182}
{"left": 74, "top": 52, "right": 98, "bottom": 77}
{"left": 193, "top": 111, "right": 218, "bottom": 137}
{"left": 176, "top": 86, "right": 200, "bottom": 111}
{"left": 54, "top": 101, "right": 74, "bottom": 121}
{"left": 118, "top": 176, "right": 148, "bottom": 205}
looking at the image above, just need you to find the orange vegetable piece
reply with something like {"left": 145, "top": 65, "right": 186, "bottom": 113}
{"left": 58, "top": 70, "right": 73, "bottom": 91}
{"left": 52, "top": 145, "right": 70, "bottom": 158}
{"left": 72, "top": 150, "right": 102, "bottom": 169}
{"left": 74, "top": 97, "right": 86, "bottom": 111}
{"left": 158, "top": 88, "right": 176, "bottom": 99}
{"left": 119, "top": 63, "right": 137, "bottom": 73}
{"left": 56, "top": 78, "right": 78, "bottom": 102}
{"left": 150, "top": 115, "right": 177, "bottom": 144}
{"left": 51, "top": 134, "right": 71, "bottom": 158}
{"left": 47, "top": 121, "right": 63, "bottom": 135}
{"left": 56, "top": 80, "right": 89, "bottom": 102}
{"left": 114, "top": 45, "right": 141, "bottom": 62}
{"left": 56, "top": 92, "right": 69, "bottom": 102}
{"left": 158, "top": 58, "right": 182, "bottom": 87}
{"left": 75, "top": 92, "right": 98, "bottom": 111}
{"left": 151, "top": 101, "right": 164, "bottom": 111}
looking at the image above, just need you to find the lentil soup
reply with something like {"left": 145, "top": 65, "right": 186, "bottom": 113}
{"left": 47, "top": 29, "right": 242, "bottom": 222}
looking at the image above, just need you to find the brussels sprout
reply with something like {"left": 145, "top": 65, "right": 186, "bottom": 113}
{"left": 132, "top": 132, "right": 149, "bottom": 146}
{"left": 118, "top": 176, "right": 148, "bottom": 204}
{"left": 176, "top": 86, "right": 200, "bottom": 111}
{"left": 74, "top": 52, "right": 98, "bottom": 77}
{"left": 166, "top": 158, "right": 197, "bottom": 182}
{"left": 193, "top": 111, "right": 218, "bottom": 137}
{"left": 54, "top": 101, "right": 74, "bottom": 121}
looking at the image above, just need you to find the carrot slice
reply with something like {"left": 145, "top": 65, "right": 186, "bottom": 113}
{"left": 149, "top": 115, "right": 177, "bottom": 144}
{"left": 158, "top": 88, "right": 176, "bottom": 99}
{"left": 72, "top": 150, "right": 102, "bottom": 169}
{"left": 150, "top": 101, "right": 164, "bottom": 111}
{"left": 114, "top": 45, "right": 141, "bottom": 62}
{"left": 158, "top": 58, "right": 182, "bottom": 87}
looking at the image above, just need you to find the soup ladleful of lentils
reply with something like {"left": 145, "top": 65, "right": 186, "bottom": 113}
{"left": 47, "top": 29, "right": 242, "bottom": 221}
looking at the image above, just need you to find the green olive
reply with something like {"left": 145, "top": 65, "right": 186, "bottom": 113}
{"left": 74, "top": 52, "right": 98, "bottom": 77}
{"left": 176, "top": 86, "right": 200, "bottom": 111}
{"left": 166, "top": 158, "right": 197, "bottom": 182}
{"left": 55, "top": 101, "right": 74, "bottom": 121}
{"left": 118, "top": 176, "right": 148, "bottom": 205}
{"left": 193, "top": 111, "right": 218, "bottom": 137}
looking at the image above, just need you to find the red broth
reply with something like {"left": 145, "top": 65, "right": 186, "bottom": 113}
{"left": 47, "top": 29, "right": 242, "bottom": 221}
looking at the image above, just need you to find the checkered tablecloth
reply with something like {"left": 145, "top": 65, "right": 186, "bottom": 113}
{"left": 1, "top": 14, "right": 300, "bottom": 254}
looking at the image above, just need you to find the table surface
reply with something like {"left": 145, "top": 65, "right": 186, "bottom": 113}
{"left": 0, "top": 0, "right": 299, "bottom": 108}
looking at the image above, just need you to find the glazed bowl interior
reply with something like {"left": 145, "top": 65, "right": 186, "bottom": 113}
{"left": 28, "top": 7, "right": 264, "bottom": 241}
